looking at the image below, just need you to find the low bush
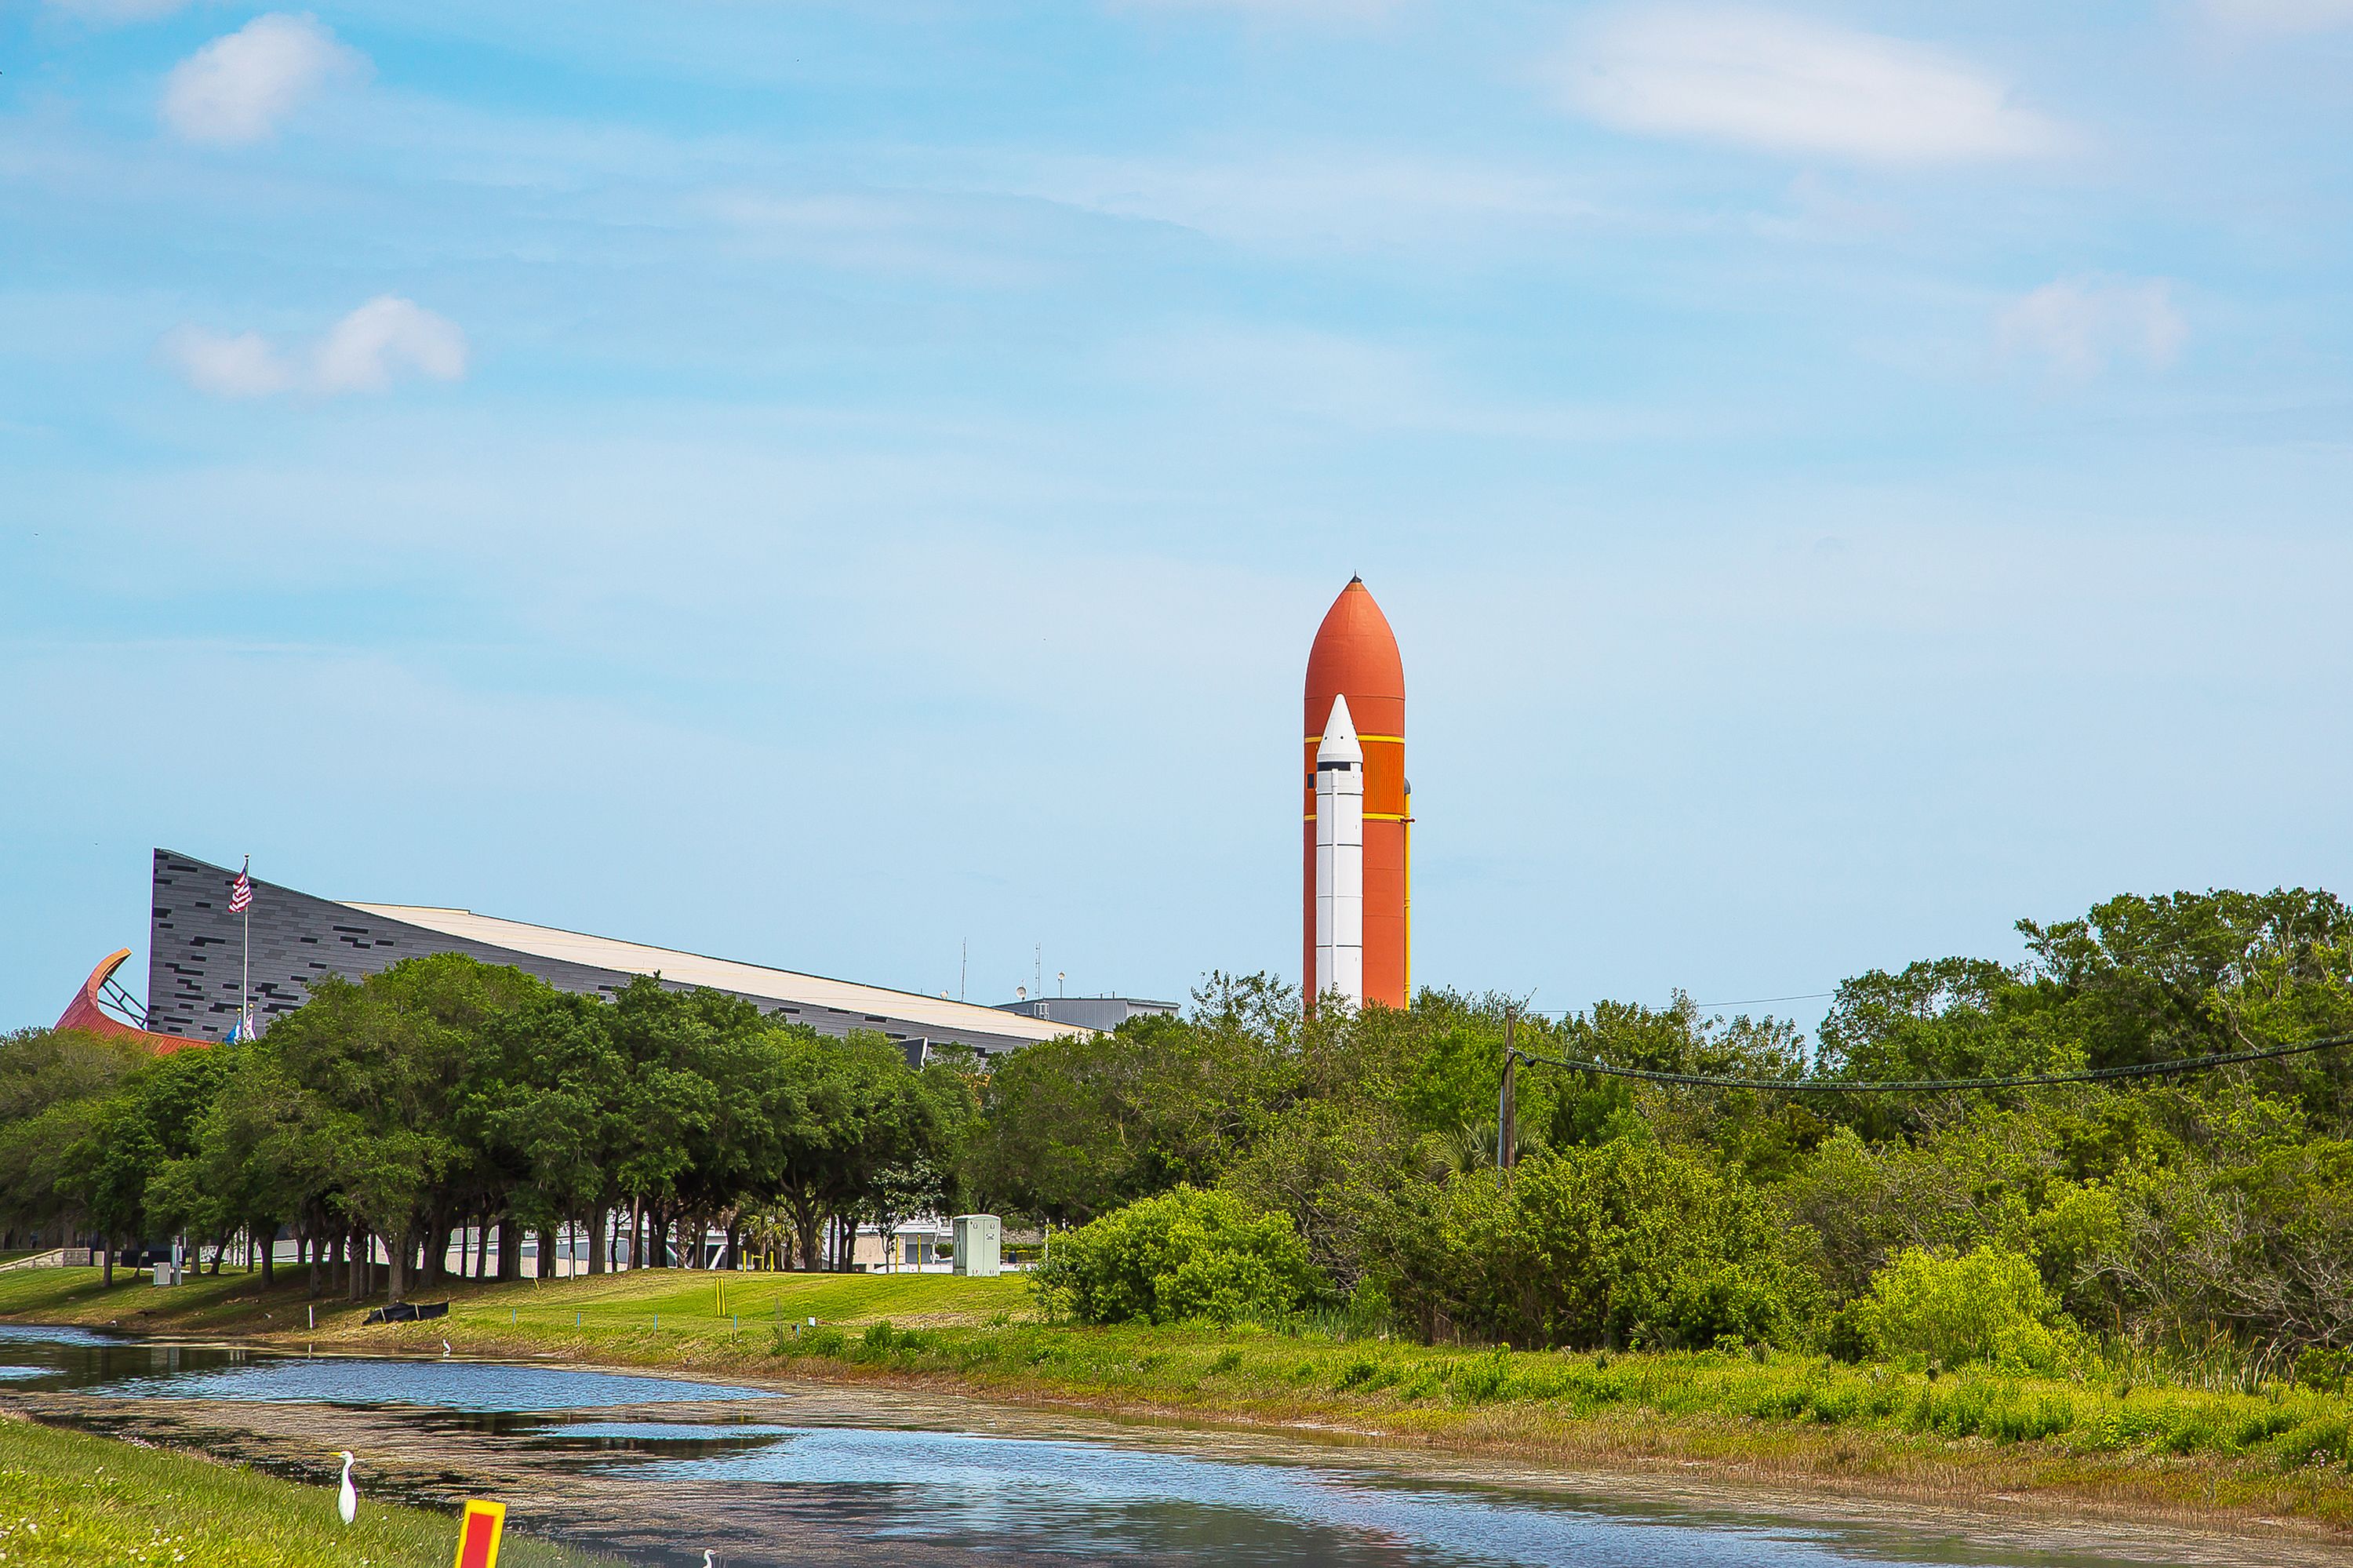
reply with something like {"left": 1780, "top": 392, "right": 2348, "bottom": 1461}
{"left": 1398, "top": 1141, "right": 1824, "bottom": 1351}
{"left": 1849, "top": 1246, "right": 2079, "bottom": 1375}
{"left": 1035, "top": 1185, "right": 1328, "bottom": 1326}
{"left": 2274, "top": 1415, "right": 2350, "bottom": 1468}
{"left": 769, "top": 1322, "right": 846, "bottom": 1358}
{"left": 2298, "top": 1347, "right": 2351, "bottom": 1395}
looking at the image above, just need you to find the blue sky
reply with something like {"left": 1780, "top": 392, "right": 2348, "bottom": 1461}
{"left": 6, "top": 1, "right": 2352, "bottom": 1034}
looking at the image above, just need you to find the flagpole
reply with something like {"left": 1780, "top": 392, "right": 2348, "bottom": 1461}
{"left": 240, "top": 853, "right": 251, "bottom": 1041}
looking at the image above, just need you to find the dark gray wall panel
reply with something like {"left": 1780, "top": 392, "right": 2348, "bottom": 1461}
{"left": 147, "top": 849, "right": 1037, "bottom": 1057}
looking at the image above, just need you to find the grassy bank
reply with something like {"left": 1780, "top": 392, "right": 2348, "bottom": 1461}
{"left": 5, "top": 1265, "right": 2351, "bottom": 1534}
{"left": 0, "top": 1413, "right": 616, "bottom": 1567}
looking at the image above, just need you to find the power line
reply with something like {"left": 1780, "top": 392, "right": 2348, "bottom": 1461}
{"left": 1511, "top": 991, "right": 1838, "bottom": 1019}
{"left": 1693, "top": 991, "right": 1836, "bottom": 1009}
{"left": 1505, "top": 1030, "right": 2353, "bottom": 1094}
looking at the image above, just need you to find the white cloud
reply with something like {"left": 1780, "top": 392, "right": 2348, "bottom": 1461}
{"left": 2202, "top": 0, "right": 2353, "bottom": 31}
{"left": 313, "top": 297, "right": 469, "bottom": 393}
{"left": 1997, "top": 276, "right": 2186, "bottom": 378}
{"left": 161, "top": 13, "right": 366, "bottom": 146}
{"left": 158, "top": 327, "right": 296, "bottom": 398}
{"left": 1554, "top": 8, "right": 2064, "bottom": 165}
{"left": 161, "top": 297, "right": 469, "bottom": 398}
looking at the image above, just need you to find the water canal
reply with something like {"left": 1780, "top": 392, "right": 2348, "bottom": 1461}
{"left": 0, "top": 1325, "right": 2311, "bottom": 1568}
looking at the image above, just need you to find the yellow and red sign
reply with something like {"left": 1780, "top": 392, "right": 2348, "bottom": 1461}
{"left": 453, "top": 1500, "right": 505, "bottom": 1568}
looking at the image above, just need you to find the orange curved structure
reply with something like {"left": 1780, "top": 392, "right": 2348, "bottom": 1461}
{"left": 1304, "top": 578, "right": 1408, "bottom": 1010}
{"left": 54, "top": 950, "right": 210, "bottom": 1055}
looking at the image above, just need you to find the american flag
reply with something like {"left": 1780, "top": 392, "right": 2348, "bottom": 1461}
{"left": 229, "top": 867, "right": 253, "bottom": 914}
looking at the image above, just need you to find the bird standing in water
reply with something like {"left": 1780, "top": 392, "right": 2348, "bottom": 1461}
{"left": 336, "top": 1451, "right": 357, "bottom": 1525}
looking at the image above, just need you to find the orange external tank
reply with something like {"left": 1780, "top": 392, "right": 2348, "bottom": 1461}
{"left": 1304, "top": 577, "right": 1408, "bottom": 1010}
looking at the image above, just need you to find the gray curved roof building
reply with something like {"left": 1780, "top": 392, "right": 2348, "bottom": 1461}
{"left": 147, "top": 849, "right": 1090, "bottom": 1059}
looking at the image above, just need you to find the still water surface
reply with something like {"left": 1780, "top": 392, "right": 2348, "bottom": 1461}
{"left": 0, "top": 1323, "right": 2274, "bottom": 1568}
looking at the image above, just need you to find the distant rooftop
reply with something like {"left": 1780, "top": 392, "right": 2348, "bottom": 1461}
{"left": 991, "top": 994, "right": 1179, "bottom": 1032}
{"left": 351, "top": 901, "right": 1092, "bottom": 1048}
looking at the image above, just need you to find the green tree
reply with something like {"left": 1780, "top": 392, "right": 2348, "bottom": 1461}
{"left": 1037, "top": 1186, "right": 1325, "bottom": 1326}
{"left": 0, "top": 1028, "right": 149, "bottom": 1263}
{"left": 1401, "top": 1141, "right": 1823, "bottom": 1352}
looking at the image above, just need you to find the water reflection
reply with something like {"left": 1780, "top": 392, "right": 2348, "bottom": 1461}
{"left": 636, "top": 1428, "right": 2148, "bottom": 1568}
{"left": 0, "top": 1326, "right": 770, "bottom": 1410}
{"left": 0, "top": 1324, "right": 110, "bottom": 1346}
{"left": 0, "top": 1325, "right": 2265, "bottom": 1568}
{"left": 93, "top": 1359, "right": 775, "bottom": 1410}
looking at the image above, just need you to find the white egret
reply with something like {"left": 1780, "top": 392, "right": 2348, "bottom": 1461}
{"left": 702, "top": 1553, "right": 715, "bottom": 1568}
{"left": 336, "top": 1451, "right": 357, "bottom": 1525}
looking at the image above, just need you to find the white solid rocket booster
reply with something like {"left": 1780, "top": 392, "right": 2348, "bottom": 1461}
{"left": 1315, "top": 693, "right": 1366, "bottom": 1008}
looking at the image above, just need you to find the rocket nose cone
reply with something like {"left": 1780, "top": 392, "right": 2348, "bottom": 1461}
{"left": 1305, "top": 577, "right": 1404, "bottom": 735}
{"left": 1306, "top": 580, "right": 1402, "bottom": 684}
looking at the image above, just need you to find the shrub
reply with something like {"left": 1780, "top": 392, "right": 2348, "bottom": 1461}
{"left": 770, "top": 1322, "right": 846, "bottom": 1358}
{"left": 1452, "top": 1352, "right": 1511, "bottom": 1404}
{"left": 2274, "top": 1415, "right": 2350, "bottom": 1468}
{"left": 1401, "top": 1141, "right": 1824, "bottom": 1351}
{"left": 1849, "top": 1246, "right": 2079, "bottom": 1375}
{"left": 2297, "top": 1347, "right": 2349, "bottom": 1395}
{"left": 1035, "top": 1185, "right": 1328, "bottom": 1326}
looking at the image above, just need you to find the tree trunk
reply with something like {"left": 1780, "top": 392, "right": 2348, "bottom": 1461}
{"left": 725, "top": 1217, "right": 741, "bottom": 1273}
{"left": 629, "top": 1195, "right": 644, "bottom": 1271}
{"left": 475, "top": 1217, "right": 490, "bottom": 1279}
{"left": 387, "top": 1230, "right": 408, "bottom": 1305}
{"left": 260, "top": 1227, "right": 275, "bottom": 1288}
{"left": 790, "top": 1200, "right": 820, "bottom": 1273}
{"left": 100, "top": 1235, "right": 113, "bottom": 1289}
{"left": 346, "top": 1231, "right": 364, "bottom": 1302}
{"left": 537, "top": 1224, "right": 556, "bottom": 1279}
{"left": 588, "top": 1208, "right": 607, "bottom": 1275}
{"left": 496, "top": 1212, "right": 522, "bottom": 1282}
{"left": 419, "top": 1213, "right": 449, "bottom": 1289}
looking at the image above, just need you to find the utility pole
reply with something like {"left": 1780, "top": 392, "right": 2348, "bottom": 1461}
{"left": 1497, "top": 1006, "right": 1518, "bottom": 1176}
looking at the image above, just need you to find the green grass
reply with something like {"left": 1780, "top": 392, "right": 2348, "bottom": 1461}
{"left": 766, "top": 1313, "right": 2353, "bottom": 1470}
{"left": 0, "top": 1415, "right": 617, "bottom": 1567}
{"left": 0, "top": 1261, "right": 1030, "bottom": 1344}
{"left": 7, "top": 1265, "right": 2352, "bottom": 1530}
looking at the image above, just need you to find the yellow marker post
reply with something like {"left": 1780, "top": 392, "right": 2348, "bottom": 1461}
{"left": 453, "top": 1499, "right": 505, "bottom": 1568}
